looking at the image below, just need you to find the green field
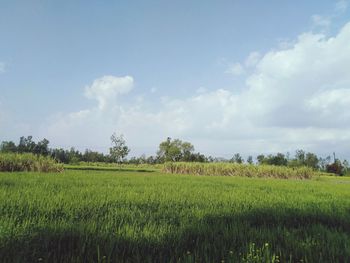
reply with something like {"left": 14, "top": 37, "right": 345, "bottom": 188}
{"left": 1, "top": 169, "right": 350, "bottom": 262}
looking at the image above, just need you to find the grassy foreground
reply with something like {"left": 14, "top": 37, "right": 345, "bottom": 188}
{"left": 0, "top": 169, "right": 349, "bottom": 262}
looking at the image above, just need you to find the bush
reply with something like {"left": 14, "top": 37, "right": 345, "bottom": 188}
{"left": 326, "top": 161, "right": 344, "bottom": 176}
{"left": 0, "top": 153, "right": 63, "bottom": 172}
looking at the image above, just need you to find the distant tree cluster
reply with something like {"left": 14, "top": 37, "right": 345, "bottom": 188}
{"left": 157, "top": 137, "right": 206, "bottom": 162}
{"left": 1, "top": 135, "right": 349, "bottom": 175}
{"left": 256, "top": 150, "right": 348, "bottom": 175}
{"left": 0, "top": 136, "right": 111, "bottom": 164}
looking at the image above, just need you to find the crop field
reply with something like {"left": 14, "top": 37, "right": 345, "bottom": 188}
{"left": 163, "top": 162, "right": 317, "bottom": 179}
{"left": 0, "top": 168, "right": 350, "bottom": 262}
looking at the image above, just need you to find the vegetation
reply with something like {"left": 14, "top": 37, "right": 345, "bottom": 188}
{"left": 1, "top": 136, "right": 349, "bottom": 176}
{"left": 163, "top": 162, "right": 316, "bottom": 179}
{"left": 326, "top": 159, "right": 346, "bottom": 176}
{"left": 109, "top": 133, "right": 130, "bottom": 164}
{"left": 157, "top": 137, "right": 206, "bottom": 162}
{"left": 0, "top": 152, "right": 63, "bottom": 172}
{"left": 0, "top": 169, "right": 349, "bottom": 262}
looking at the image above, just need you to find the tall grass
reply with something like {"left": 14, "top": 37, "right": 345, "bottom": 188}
{"left": 0, "top": 153, "right": 63, "bottom": 172}
{"left": 163, "top": 162, "right": 316, "bottom": 179}
{"left": 0, "top": 170, "right": 349, "bottom": 262}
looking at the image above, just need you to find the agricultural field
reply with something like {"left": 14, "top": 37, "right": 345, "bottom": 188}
{"left": 1, "top": 168, "right": 350, "bottom": 262}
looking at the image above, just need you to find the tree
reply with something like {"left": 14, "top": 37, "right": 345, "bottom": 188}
{"left": 304, "top": 152, "right": 319, "bottom": 169}
{"left": 109, "top": 133, "right": 130, "bottom": 164}
{"left": 256, "top": 153, "right": 287, "bottom": 166}
{"left": 295, "top": 149, "right": 306, "bottom": 164}
{"left": 157, "top": 137, "right": 195, "bottom": 162}
{"left": 247, "top": 155, "right": 254, "bottom": 164}
{"left": 257, "top": 154, "right": 265, "bottom": 165}
{"left": 33, "top": 138, "right": 50, "bottom": 156}
{"left": 18, "top": 136, "right": 36, "bottom": 153}
{"left": 269, "top": 153, "right": 288, "bottom": 166}
{"left": 230, "top": 153, "right": 244, "bottom": 164}
{"left": 326, "top": 160, "right": 344, "bottom": 176}
{"left": 0, "top": 141, "right": 17, "bottom": 153}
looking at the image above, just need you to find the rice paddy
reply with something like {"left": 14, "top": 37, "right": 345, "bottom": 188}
{"left": 0, "top": 168, "right": 349, "bottom": 262}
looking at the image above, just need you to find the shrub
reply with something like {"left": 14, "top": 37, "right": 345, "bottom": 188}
{"left": 326, "top": 161, "right": 344, "bottom": 176}
{"left": 0, "top": 153, "right": 63, "bottom": 172}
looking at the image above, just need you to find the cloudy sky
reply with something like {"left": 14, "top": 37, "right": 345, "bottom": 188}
{"left": 1, "top": 0, "right": 350, "bottom": 159}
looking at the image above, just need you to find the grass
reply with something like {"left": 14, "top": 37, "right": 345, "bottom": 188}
{"left": 75, "top": 161, "right": 164, "bottom": 170}
{"left": 163, "top": 162, "right": 317, "bottom": 179}
{"left": 64, "top": 164, "right": 157, "bottom": 173}
{"left": 0, "top": 169, "right": 349, "bottom": 262}
{"left": 0, "top": 153, "right": 63, "bottom": 172}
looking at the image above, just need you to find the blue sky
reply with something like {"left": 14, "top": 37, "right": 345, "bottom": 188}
{"left": 1, "top": 0, "right": 350, "bottom": 159}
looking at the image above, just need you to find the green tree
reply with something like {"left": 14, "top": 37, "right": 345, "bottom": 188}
{"left": 33, "top": 138, "right": 50, "bottom": 156}
{"left": 18, "top": 136, "right": 36, "bottom": 153}
{"left": 257, "top": 154, "right": 266, "bottom": 165}
{"left": 295, "top": 149, "right": 306, "bottom": 164}
{"left": 109, "top": 133, "right": 130, "bottom": 164}
{"left": 0, "top": 141, "right": 17, "bottom": 153}
{"left": 230, "top": 153, "right": 244, "bottom": 164}
{"left": 247, "top": 155, "right": 253, "bottom": 164}
{"left": 157, "top": 137, "right": 195, "bottom": 162}
{"left": 304, "top": 152, "right": 319, "bottom": 169}
{"left": 257, "top": 153, "right": 287, "bottom": 166}
{"left": 269, "top": 153, "right": 288, "bottom": 166}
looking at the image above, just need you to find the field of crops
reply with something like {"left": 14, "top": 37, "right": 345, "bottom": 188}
{"left": 1, "top": 169, "right": 350, "bottom": 262}
{"left": 0, "top": 153, "right": 63, "bottom": 173}
{"left": 163, "top": 162, "right": 317, "bottom": 179}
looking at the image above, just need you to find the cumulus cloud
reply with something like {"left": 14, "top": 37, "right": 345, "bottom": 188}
{"left": 244, "top": 24, "right": 350, "bottom": 129}
{"left": 45, "top": 21, "right": 350, "bottom": 158}
{"left": 84, "top": 75, "right": 133, "bottom": 110}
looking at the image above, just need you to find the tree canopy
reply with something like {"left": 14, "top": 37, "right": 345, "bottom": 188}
{"left": 109, "top": 133, "right": 130, "bottom": 164}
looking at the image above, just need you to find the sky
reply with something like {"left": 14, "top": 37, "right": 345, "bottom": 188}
{"left": 1, "top": 0, "right": 350, "bottom": 159}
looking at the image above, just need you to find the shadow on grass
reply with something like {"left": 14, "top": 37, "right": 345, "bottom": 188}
{"left": 64, "top": 166, "right": 155, "bottom": 173}
{"left": 1, "top": 207, "right": 349, "bottom": 263}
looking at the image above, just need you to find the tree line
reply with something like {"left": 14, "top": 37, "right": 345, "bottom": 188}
{"left": 0, "top": 135, "right": 348, "bottom": 175}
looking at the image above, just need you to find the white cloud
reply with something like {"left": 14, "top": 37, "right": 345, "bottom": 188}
{"left": 335, "top": 0, "right": 348, "bottom": 13}
{"left": 311, "top": 14, "right": 331, "bottom": 29}
{"left": 311, "top": 1, "right": 348, "bottom": 30}
{"left": 45, "top": 21, "right": 350, "bottom": 158}
{"left": 225, "top": 62, "right": 245, "bottom": 76}
{"left": 84, "top": 75, "right": 133, "bottom": 110}
{"left": 244, "top": 52, "right": 261, "bottom": 68}
{"left": 308, "top": 89, "right": 350, "bottom": 124}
